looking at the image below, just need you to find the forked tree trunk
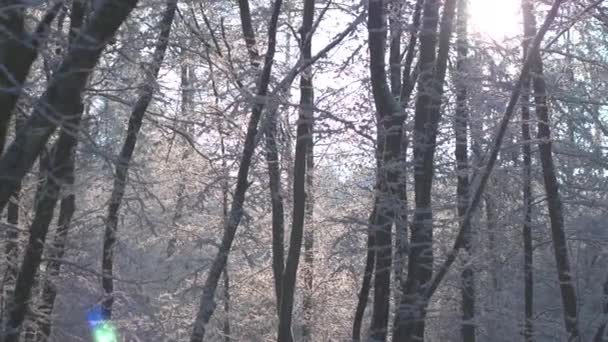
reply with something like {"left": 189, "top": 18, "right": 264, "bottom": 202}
{"left": 101, "top": 0, "right": 178, "bottom": 319}
{"left": 367, "top": 0, "right": 408, "bottom": 338}
{"left": 522, "top": 1, "right": 580, "bottom": 339}
{"left": 395, "top": 0, "right": 457, "bottom": 340}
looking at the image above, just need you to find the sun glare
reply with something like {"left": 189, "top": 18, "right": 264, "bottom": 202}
{"left": 469, "top": 0, "right": 521, "bottom": 41}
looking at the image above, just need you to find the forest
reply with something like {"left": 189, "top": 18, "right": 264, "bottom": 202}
{"left": 0, "top": 0, "right": 607, "bottom": 341}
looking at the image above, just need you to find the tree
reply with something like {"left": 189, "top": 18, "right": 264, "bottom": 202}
{"left": 0, "top": 0, "right": 138, "bottom": 213}
{"left": 522, "top": 0, "right": 580, "bottom": 339}
{"left": 454, "top": 0, "right": 474, "bottom": 340}
{"left": 101, "top": 0, "right": 178, "bottom": 319}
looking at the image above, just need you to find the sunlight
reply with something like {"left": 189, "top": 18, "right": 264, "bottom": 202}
{"left": 469, "top": 0, "right": 521, "bottom": 41}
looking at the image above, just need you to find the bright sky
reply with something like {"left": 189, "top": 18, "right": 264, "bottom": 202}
{"left": 469, "top": 0, "right": 522, "bottom": 41}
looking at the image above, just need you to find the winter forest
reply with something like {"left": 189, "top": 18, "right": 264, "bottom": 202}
{"left": 2, "top": 0, "right": 608, "bottom": 341}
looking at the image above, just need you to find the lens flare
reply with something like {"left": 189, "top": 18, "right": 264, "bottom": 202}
{"left": 92, "top": 322, "right": 117, "bottom": 342}
{"left": 87, "top": 305, "right": 118, "bottom": 342}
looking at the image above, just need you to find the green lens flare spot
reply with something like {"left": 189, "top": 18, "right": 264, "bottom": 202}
{"left": 93, "top": 323, "right": 117, "bottom": 342}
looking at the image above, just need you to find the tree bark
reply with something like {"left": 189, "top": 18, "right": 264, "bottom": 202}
{"left": 520, "top": 1, "right": 535, "bottom": 340}
{"left": 408, "top": 3, "right": 565, "bottom": 337}
{"left": 454, "top": 0, "right": 474, "bottom": 340}
{"left": 389, "top": 0, "right": 402, "bottom": 99}
{"left": 189, "top": 0, "right": 284, "bottom": 338}
{"left": 276, "top": 0, "right": 315, "bottom": 339}
{"left": 394, "top": 0, "right": 456, "bottom": 340}
{"left": 0, "top": 9, "right": 62, "bottom": 313}
{"left": 1, "top": 115, "right": 23, "bottom": 330}
{"left": 101, "top": 0, "right": 177, "bottom": 319}
{"left": 222, "top": 269, "right": 231, "bottom": 342}
{"left": 522, "top": 1, "right": 580, "bottom": 339}
{"left": 0, "top": 0, "right": 138, "bottom": 215}
{"left": 35, "top": 2, "right": 86, "bottom": 339}
{"left": 233, "top": 0, "right": 287, "bottom": 313}
{"left": 352, "top": 204, "right": 377, "bottom": 342}
{"left": 266, "top": 111, "right": 286, "bottom": 313}
{"left": 237, "top": 0, "right": 260, "bottom": 66}
{"left": 594, "top": 274, "right": 608, "bottom": 341}
{"left": 35, "top": 188, "right": 75, "bottom": 342}
{"left": 0, "top": 1, "right": 63, "bottom": 154}
{"left": 367, "top": 0, "right": 408, "bottom": 338}
{"left": 3, "top": 103, "right": 81, "bottom": 342}
{"left": 0, "top": 0, "right": 25, "bottom": 154}
{"left": 355, "top": 0, "right": 421, "bottom": 333}
{"left": 302, "top": 102, "right": 315, "bottom": 342}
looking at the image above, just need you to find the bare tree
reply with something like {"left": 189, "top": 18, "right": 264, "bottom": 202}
{"left": 35, "top": 1, "right": 87, "bottom": 339}
{"left": 522, "top": 0, "right": 580, "bottom": 339}
{"left": 454, "top": 0, "right": 474, "bottom": 340}
{"left": 277, "top": 0, "right": 316, "bottom": 339}
{"left": 189, "top": 0, "right": 285, "bottom": 337}
{"left": 394, "top": 0, "right": 457, "bottom": 339}
{"left": 520, "top": 1, "right": 535, "bottom": 341}
{"left": 101, "top": 0, "right": 178, "bottom": 319}
{"left": 0, "top": 0, "right": 139, "bottom": 214}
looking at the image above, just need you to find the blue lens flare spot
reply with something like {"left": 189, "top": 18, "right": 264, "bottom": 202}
{"left": 86, "top": 305, "right": 117, "bottom": 342}
{"left": 86, "top": 305, "right": 104, "bottom": 327}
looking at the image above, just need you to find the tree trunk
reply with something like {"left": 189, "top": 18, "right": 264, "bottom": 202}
{"left": 352, "top": 204, "right": 377, "bottom": 341}
{"left": 3, "top": 103, "right": 82, "bottom": 342}
{"left": 520, "top": 1, "right": 535, "bottom": 340}
{"left": 522, "top": 1, "right": 580, "bottom": 339}
{"left": 394, "top": 0, "right": 456, "bottom": 340}
{"left": 389, "top": 0, "right": 402, "bottom": 100}
{"left": 454, "top": 0, "right": 474, "bottom": 340}
{"left": 0, "top": 0, "right": 25, "bottom": 154}
{"left": 302, "top": 113, "right": 315, "bottom": 342}
{"left": 235, "top": 0, "right": 287, "bottom": 315}
{"left": 392, "top": 1, "right": 422, "bottom": 328}
{"left": 594, "top": 274, "right": 608, "bottom": 341}
{"left": 410, "top": 4, "right": 565, "bottom": 340}
{"left": 0, "top": 8, "right": 62, "bottom": 317}
{"left": 367, "top": 0, "right": 408, "bottom": 338}
{"left": 354, "top": 0, "right": 422, "bottom": 332}
{"left": 266, "top": 111, "right": 285, "bottom": 313}
{"left": 35, "top": 2, "right": 85, "bottom": 339}
{"left": 101, "top": 0, "right": 177, "bottom": 319}
{"left": 189, "top": 0, "right": 284, "bottom": 338}
{"left": 0, "top": 1, "right": 63, "bottom": 154}
{"left": 1, "top": 115, "right": 24, "bottom": 330}
{"left": 0, "top": 0, "right": 138, "bottom": 214}
{"left": 167, "top": 62, "right": 194, "bottom": 259}
{"left": 35, "top": 192, "right": 75, "bottom": 342}
{"left": 399, "top": 0, "right": 422, "bottom": 109}
{"left": 276, "top": 0, "right": 315, "bottom": 339}
{"left": 222, "top": 269, "right": 230, "bottom": 342}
